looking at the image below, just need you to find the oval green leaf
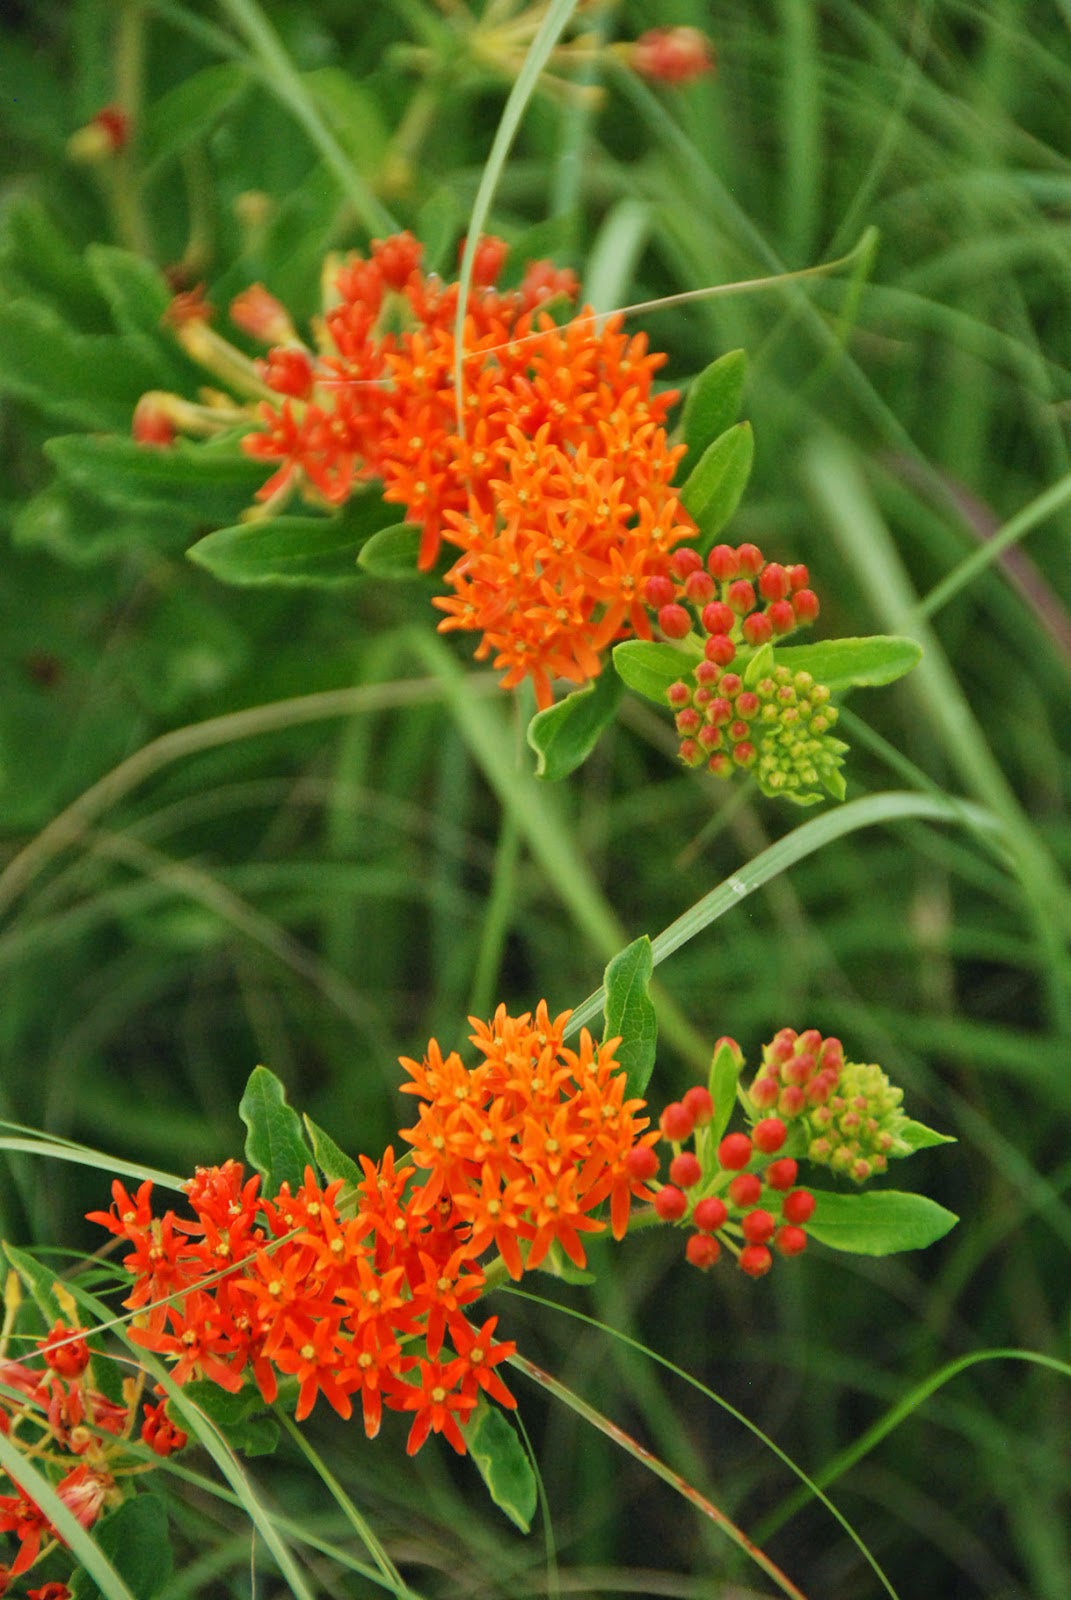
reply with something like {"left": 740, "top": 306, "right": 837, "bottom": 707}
{"left": 189, "top": 513, "right": 374, "bottom": 587}
{"left": 680, "top": 348, "right": 747, "bottom": 464}
{"left": 603, "top": 935, "right": 657, "bottom": 1098}
{"left": 678, "top": 421, "right": 754, "bottom": 550}
{"left": 612, "top": 639, "right": 696, "bottom": 704}
{"left": 527, "top": 668, "right": 625, "bottom": 781}
{"left": 467, "top": 1400, "right": 537, "bottom": 1533}
{"left": 806, "top": 1188, "right": 958, "bottom": 1256}
{"left": 357, "top": 521, "right": 427, "bottom": 578}
{"left": 898, "top": 1118, "right": 957, "bottom": 1152}
{"left": 239, "top": 1065, "right": 312, "bottom": 1196}
{"left": 773, "top": 636, "right": 922, "bottom": 692}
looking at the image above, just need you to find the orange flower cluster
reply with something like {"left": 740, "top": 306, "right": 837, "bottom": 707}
{"left": 88, "top": 1003, "right": 653, "bottom": 1459}
{"left": 235, "top": 233, "right": 695, "bottom": 706}
{"left": 399, "top": 1002, "right": 658, "bottom": 1277}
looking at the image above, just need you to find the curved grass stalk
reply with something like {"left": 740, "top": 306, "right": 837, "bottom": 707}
{"left": 755, "top": 1346, "right": 1071, "bottom": 1543}
{"left": 0, "top": 1122, "right": 184, "bottom": 1190}
{"left": 565, "top": 789, "right": 1001, "bottom": 1036}
{"left": 508, "top": 1351, "right": 813, "bottom": 1600}
{"left": 0, "top": 678, "right": 469, "bottom": 921}
{"left": 0, "top": 1430, "right": 138, "bottom": 1600}
{"left": 504, "top": 1287, "right": 899, "bottom": 1598}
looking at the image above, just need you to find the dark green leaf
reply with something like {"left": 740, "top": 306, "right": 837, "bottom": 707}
{"left": 239, "top": 1066, "right": 311, "bottom": 1196}
{"left": 0, "top": 299, "right": 163, "bottom": 428}
{"left": 603, "top": 936, "right": 658, "bottom": 1098}
{"left": 680, "top": 349, "right": 747, "bottom": 464}
{"left": 357, "top": 521, "right": 427, "bottom": 578}
{"left": 678, "top": 422, "right": 754, "bottom": 549}
{"left": 773, "top": 636, "right": 922, "bottom": 692}
{"left": 612, "top": 639, "right": 697, "bottom": 704}
{"left": 898, "top": 1118, "right": 956, "bottom": 1152}
{"left": 806, "top": 1189, "right": 958, "bottom": 1255}
{"left": 85, "top": 246, "right": 173, "bottom": 339}
{"left": 304, "top": 68, "right": 388, "bottom": 173}
{"left": 12, "top": 483, "right": 179, "bottom": 564}
{"left": 190, "top": 512, "right": 380, "bottom": 588}
{"left": 74, "top": 1493, "right": 173, "bottom": 1600}
{"left": 708, "top": 1037, "right": 746, "bottom": 1146}
{"left": 142, "top": 62, "right": 251, "bottom": 170}
{"left": 2, "top": 1240, "right": 63, "bottom": 1323}
{"left": 46, "top": 434, "right": 266, "bottom": 520}
{"left": 467, "top": 1400, "right": 537, "bottom": 1533}
{"left": 535, "top": 1242, "right": 596, "bottom": 1284}
{"left": 181, "top": 1381, "right": 267, "bottom": 1430}
{"left": 527, "top": 668, "right": 625, "bottom": 781}
{"left": 0, "top": 197, "right": 108, "bottom": 324}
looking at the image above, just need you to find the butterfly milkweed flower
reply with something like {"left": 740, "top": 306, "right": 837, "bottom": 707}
{"left": 216, "top": 233, "right": 696, "bottom": 706}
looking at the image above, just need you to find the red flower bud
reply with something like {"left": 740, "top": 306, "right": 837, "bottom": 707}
{"left": 685, "top": 570, "right": 715, "bottom": 604}
{"left": 718, "top": 1133, "right": 753, "bottom": 1170}
{"left": 742, "top": 1207, "right": 776, "bottom": 1245}
{"left": 782, "top": 1189, "right": 816, "bottom": 1225}
{"left": 792, "top": 588, "right": 820, "bottom": 624}
{"left": 758, "top": 563, "right": 791, "bottom": 602}
{"left": 767, "top": 599, "right": 796, "bottom": 634}
{"left": 693, "top": 1195, "right": 728, "bottom": 1232}
{"left": 742, "top": 612, "right": 773, "bottom": 647}
{"left": 753, "top": 1117, "right": 787, "bottom": 1154}
{"left": 787, "top": 564, "right": 810, "bottom": 591}
{"left": 625, "top": 1145, "right": 660, "bottom": 1181}
{"left": 738, "top": 1244, "right": 773, "bottom": 1278}
{"left": 654, "top": 1185, "right": 688, "bottom": 1221}
{"left": 658, "top": 603, "right": 692, "bottom": 639}
{"left": 701, "top": 600, "right": 735, "bottom": 634}
{"left": 704, "top": 634, "right": 736, "bottom": 665}
{"left": 685, "top": 1232, "right": 721, "bottom": 1269}
{"left": 764, "top": 1158, "right": 798, "bottom": 1191}
{"left": 645, "top": 575, "right": 676, "bottom": 608}
{"left": 631, "top": 26, "right": 716, "bottom": 86}
{"left": 670, "top": 1152, "right": 703, "bottom": 1188}
{"left": 682, "top": 1085, "right": 714, "bottom": 1126}
{"left": 736, "top": 543, "right": 764, "bottom": 575}
{"left": 727, "top": 579, "right": 756, "bottom": 615}
{"left": 660, "top": 1101, "right": 695, "bottom": 1142}
{"left": 729, "top": 1172, "right": 762, "bottom": 1207}
{"left": 774, "top": 1224, "right": 808, "bottom": 1256}
{"left": 670, "top": 547, "right": 704, "bottom": 579}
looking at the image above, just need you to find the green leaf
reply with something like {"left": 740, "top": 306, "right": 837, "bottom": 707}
{"left": 773, "top": 636, "right": 923, "bottom": 692}
{"left": 0, "top": 299, "right": 163, "bottom": 428}
{"left": 603, "top": 936, "right": 658, "bottom": 1098}
{"left": 189, "top": 509, "right": 386, "bottom": 588}
{"left": 356, "top": 521, "right": 427, "bottom": 578}
{"left": 806, "top": 1189, "right": 958, "bottom": 1255}
{"left": 181, "top": 1380, "right": 266, "bottom": 1430}
{"left": 141, "top": 62, "right": 251, "bottom": 169}
{"left": 467, "top": 1400, "right": 537, "bottom": 1533}
{"left": 2, "top": 1240, "right": 63, "bottom": 1322}
{"left": 0, "top": 196, "right": 108, "bottom": 324}
{"left": 239, "top": 1066, "right": 312, "bottom": 1196}
{"left": 85, "top": 246, "right": 173, "bottom": 340}
{"left": 678, "top": 422, "right": 754, "bottom": 550}
{"left": 304, "top": 68, "right": 388, "bottom": 175}
{"left": 303, "top": 1114, "right": 362, "bottom": 1214}
{"left": 74, "top": 1492, "right": 173, "bottom": 1600}
{"left": 680, "top": 349, "right": 747, "bottom": 464}
{"left": 527, "top": 668, "right": 625, "bottom": 781}
{"left": 46, "top": 434, "right": 266, "bottom": 522}
{"left": 612, "top": 639, "right": 696, "bottom": 705}
{"left": 708, "top": 1037, "right": 746, "bottom": 1146}
{"left": 897, "top": 1118, "right": 957, "bottom": 1152}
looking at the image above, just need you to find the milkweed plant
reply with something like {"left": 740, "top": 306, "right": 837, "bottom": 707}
{"left": 1, "top": 2, "right": 1066, "bottom": 1598}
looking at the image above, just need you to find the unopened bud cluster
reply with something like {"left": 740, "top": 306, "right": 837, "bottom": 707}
{"left": 646, "top": 543, "right": 818, "bottom": 661}
{"left": 633, "top": 1056, "right": 815, "bottom": 1277}
{"left": 749, "top": 1030, "right": 911, "bottom": 1183}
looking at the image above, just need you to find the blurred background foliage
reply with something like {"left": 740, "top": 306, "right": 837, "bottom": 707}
{"left": 1, "top": 1, "right": 1069, "bottom": 1596}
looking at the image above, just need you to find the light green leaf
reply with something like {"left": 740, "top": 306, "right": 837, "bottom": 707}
{"left": 142, "top": 62, "right": 251, "bottom": 169}
{"left": 86, "top": 245, "right": 174, "bottom": 340}
{"left": 238, "top": 1066, "right": 311, "bottom": 1196}
{"left": 356, "top": 521, "right": 427, "bottom": 578}
{"left": 74, "top": 1492, "right": 173, "bottom": 1600}
{"left": 806, "top": 1189, "right": 958, "bottom": 1255}
{"left": 898, "top": 1118, "right": 957, "bottom": 1152}
{"left": 708, "top": 1037, "right": 747, "bottom": 1146}
{"left": 603, "top": 936, "right": 658, "bottom": 1098}
{"left": 467, "top": 1400, "right": 537, "bottom": 1533}
{"left": 612, "top": 639, "right": 696, "bottom": 704}
{"left": 527, "top": 669, "right": 625, "bottom": 781}
{"left": 303, "top": 1114, "right": 362, "bottom": 1212}
{"left": 0, "top": 299, "right": 162, "bottom": 428}
{"left": 678, "top": 422, "right": 754, "bottom": 550}
{"left": 2, "top": 1239, "right": 63, "bottom": 1323}
{"left": 680, "top": 349, "right": 747, "bottom": 464}
{"left": 773, "top": 636, "right": 922, "bottom": 692}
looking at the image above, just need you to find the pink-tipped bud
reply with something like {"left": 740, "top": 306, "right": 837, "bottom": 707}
{"left": 739, "top": 1244, "right": 773, "bottom": 1278}
{"left": 749, "top": 1075, "right": 780, "bottom": 1110}
{"left": 727, "top": 579, "right": 756, "bottom": 615}
{"left": 132, "top": 393, "right": 176, "bottom": 448}
{"left": 778, "top": 1085, "right": 806, "bottom": 1118}
{"left": 753, "top": 1117, "right": 787, "bottom": 1154}
{"left": 667, "top": 680, "right": 692, "bottom": 708}
{"left": 736, "top": 543, "right": 764, "bottom": 575}
{"left": 679, "top": 738, "right": 703, "bottom": 767}
{"left": 659, "top": 603, "right": 692, "bottom": 639}
{"left": 230, "top": 284, "right": 296, "bottom": 345}
{"left": 660, "top": 1102, "right": 695, "bottom": 1142}
{"left": 701, "top": 600, "right": 735, "bottom": 634}
{"left": 792, "top": 588, "right": 820, "bottom": 624}
{"left": 732, "top": 741, "right": 756, "bottom": 768}
{"left": 645, "top": 575, "right": 676, "bottom": 608}
{"left": 670, "top": 1152, "right": 703, "bottom": 1188}
{"left": 693, "top": 1195, "right": 728, "bottom": 1232}
{"left": 735, "top": 690, "right": 760, "bottom": 718}
{"left": 682, "top": 1086, "right": 714, "bottom": 1126}
{"left": 686, "top": 1232, "right": 721, "bottom": 1269}
{"left": 764, "top": 1158, "right": 798, "bottom": 1191}
{"left": 718, "top": 1133, "right": 753, "bottom": 1171}
{"left": 704, "top": 634, "right": 736, "bottom": 665}
{"left": 631, "top": 27, "right": 716, "bottom": 86}
{"left": 742, "top": 612, "right": 773, "bottom": 647}
{"left": 767, "top": 599, "right": 796, "bottom": 635}
{"left": 654, "top": 1185, "right": 688, "bottom": 1221}
{"left": 68, "top": 104, "right": 130, "bottom": 162}
{"left": 685, "top": 570, "right": 715, "bottom": 604}
{"left": 694, "top": 660, "right": 719, "bottom": 686}
{"left": 675, "top": 707, "right": 701, "bottom": 736}
{"left": 708, "top": 752, "right": 732, "bottom": 777}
